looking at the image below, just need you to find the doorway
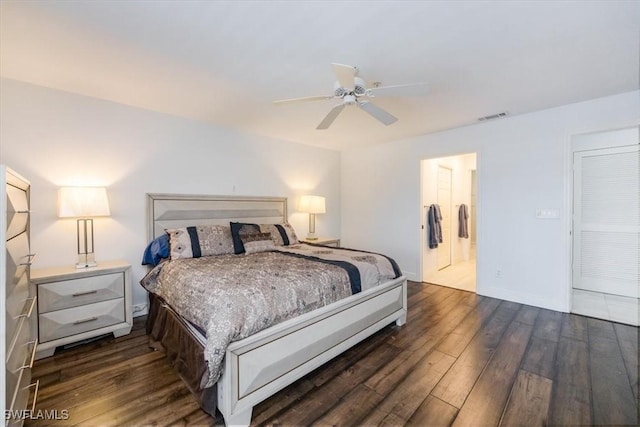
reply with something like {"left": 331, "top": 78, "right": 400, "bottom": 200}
{"left": 571, "top": 127, "right": 639, "bottom": 326}
{"left": 421, "top": 153, "right": 477, "bottom": 292}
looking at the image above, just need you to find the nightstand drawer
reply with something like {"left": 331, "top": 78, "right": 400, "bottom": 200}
{"left": 38, "top": 272, "right": 125, "bottom": 313}
{"left": 39, "top": 298, "right": 125, "bottom": 343}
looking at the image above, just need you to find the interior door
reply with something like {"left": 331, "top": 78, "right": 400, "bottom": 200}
{"left": 437, "top": 166, "right": 452, "bottom": 270}
{"left": 572, "top": 142, "right": 639, "bottom": 324}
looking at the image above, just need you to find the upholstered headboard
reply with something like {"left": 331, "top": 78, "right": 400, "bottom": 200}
{"left": 147, "top": 193, "right": 288, "bottom": 240}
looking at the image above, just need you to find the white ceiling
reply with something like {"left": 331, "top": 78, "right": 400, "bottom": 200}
{"left": 1, "top": 1, "right": 638, "bottom": 151}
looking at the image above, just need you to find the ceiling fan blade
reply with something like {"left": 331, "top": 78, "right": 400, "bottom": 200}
{"left": 358, "top": 101, "right": 398, "bottom": 126}
{"left": 316, "top": 104, "right": 346, "bottom": 130}
{"left": 273, "top": 95, "right": 333, "bottom": 105}
{"left": 331, "top": 63, "right": 356, "bottom": 89}
{"left": 367, "top": 82, "right": 429, "bottom": 97}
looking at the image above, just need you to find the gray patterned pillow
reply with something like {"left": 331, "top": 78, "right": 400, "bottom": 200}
{"left": 259, "top": 223, "right": 299, "bottom": 246}
{"left": 241, "top": 232, "right": 276, "bottom": 254}
{"left": 167, "top": 225, "right": 234, "bottom": 259}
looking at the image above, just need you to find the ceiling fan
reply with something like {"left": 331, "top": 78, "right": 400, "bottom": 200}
{"left": 273, "top": 63, "right": 428, "bottom": 130}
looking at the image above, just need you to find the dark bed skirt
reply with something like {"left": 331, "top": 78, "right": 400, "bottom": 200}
{"left": 146, "top": 292, "right": 217, "bottom": 416}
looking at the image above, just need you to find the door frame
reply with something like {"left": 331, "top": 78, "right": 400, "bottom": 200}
{"left": 565, "top": 124, "right": 640, "bottom": 313}
{"left": 419, "top": 152, "right": 479, "bottom": 286}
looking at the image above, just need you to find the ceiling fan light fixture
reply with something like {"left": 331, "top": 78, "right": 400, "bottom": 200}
{"left": 343, "top": 94, "right": 357, "bottom": 105}
{"left": 353, "top": 77, "right": 367, "bottom": 96}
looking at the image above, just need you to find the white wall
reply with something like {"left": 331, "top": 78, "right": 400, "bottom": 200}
{"left": 0, "top": 78, "right": 341, "bottom": 312}
{"left": 421, "top": 153, "right": 476, "bottom": 279}
{"left": 342, "top": 91, "right": 639, "bottom": 312}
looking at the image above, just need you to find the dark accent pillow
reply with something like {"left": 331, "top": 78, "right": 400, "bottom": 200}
{"left": 230, "top": 222, "right": 260, "bottom": 254}
{"left": 142, "top": 234, "right": 170, "bottom": 266}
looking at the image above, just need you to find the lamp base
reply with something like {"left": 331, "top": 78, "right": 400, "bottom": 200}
{"left": 305, "top": 235, "right": 319, "bottom": 241}
{"left": 76, "top": 251, "right": 97, "bottom": 269}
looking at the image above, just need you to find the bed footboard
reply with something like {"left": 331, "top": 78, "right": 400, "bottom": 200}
{"left": 217, "top": 276, "right": 407, "bottom": 426}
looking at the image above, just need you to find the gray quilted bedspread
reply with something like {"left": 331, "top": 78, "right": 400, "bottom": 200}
{"left": 140, "top": 244, "right": 399, "bottom": 388}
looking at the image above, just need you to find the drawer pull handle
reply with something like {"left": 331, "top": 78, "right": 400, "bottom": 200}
{"left": 15, "top": 296, "right": 37, "bottom": 320}
{"left": 24, "top": 380, "right": 40, "bottom": 412}
{"left": 72, "top": 290, "right": 98, "bottom": 297}
{"left": 16, "top": 210, "right": 31, "bottom": 214}
{"left": 19, "top": 254, "right": 36, "bottom": 266}
{"left": 73, "top": 316, "right": 98, "bottom": 325}
{"left": 18, "top": 340, "right": 39, "bottom": 371}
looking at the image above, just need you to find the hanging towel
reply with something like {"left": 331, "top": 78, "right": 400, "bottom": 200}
{"left": 428, "top": 204, "right": 443, "bottom": 249}
{"left": 458, "top": 204, "right": 469, "bottom": 238}
{"left": 434, "top": 204, "right": 443, "bottom": 243}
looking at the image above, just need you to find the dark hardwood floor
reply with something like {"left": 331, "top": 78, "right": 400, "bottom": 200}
{"left": 27, "top": 282, "right": 639, "bottom": 426}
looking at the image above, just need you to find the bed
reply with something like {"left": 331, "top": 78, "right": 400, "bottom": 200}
{"left": 142, "top": 193, "right": 407, "bottom": 426}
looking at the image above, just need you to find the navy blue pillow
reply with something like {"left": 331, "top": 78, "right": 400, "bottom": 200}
{"left": 230, "top": 222, "right": 260, "bottom": 254}
{"left": 142, "top": 234, "right": 170, "bottom": 266}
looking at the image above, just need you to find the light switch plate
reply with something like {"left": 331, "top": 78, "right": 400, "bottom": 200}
{"left": 535, "top": 209, "right": 560, "bottom": 219}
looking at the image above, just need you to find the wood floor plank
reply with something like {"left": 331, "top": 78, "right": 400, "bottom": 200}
{"left": 35, "top": 351, "right": 166, "bottom": 406}
{"left": 499, "top": 370, "right": 552, "bottom": 426}
{"left": 77, "top": 380, "right": 191, "bottom": 426}
{"left": 405, "top": 286, "right": 462, "bottom": 324}
{"left": 532, "top": 308, "right": 562, "bottom": 342}
{"left": 266, "top": 342, "right": 401, "bottom": 426}
{"left": 377, "top": 411, "right": 406, "bottom": 427}
{"left": 367, "top": 296, "right": 479, "bottom": 397}
{"left": 560, "top": 312, "right": 588, "bottom": 342}
{"left": 42, "top": 361, "right": 183, "bottom": 425}
{"left": 173, "top": 409, "right": 218, "bottom": 427}
{"left": 452, "top": 320, "right": 533, "bottom": 426}
{"left": 313, "top": 384, "right": 383, "bottom": 426}
{"left": 252, "top": 325, "right": 394, "bottom": 423}
{"left": 126, "top": 390, "right": 201, "bottom": 427}
{"left": 548, "top": 337, "right": 591, "bottom": 426}
{"left": 520, "top": 336, "right": 557, "bottom": 379}
{"left": 374, "top": 350, "right": 455, "bottom": 422}
{"left": 431, "top": 300, "right": 520, "bottom": 408}
{"left": 589, "top": 329, "right": 638, "bottom": 425}
{"left": 407, "top": 395, "right": 458, "bottom": 427}
{"left": 436, "top": 297, "right": 502, "bottom": 357}
{"left": 587, "top": 317, "right": 616, "bottom": 339}
{"left": 406, "top": 299, "right": 479, "bottom": 353}
{"left": 513, "top": 304, "right": 540, "bottom": 326}
{"left": 614, "top": 322, "right": 639, "bottom": 401}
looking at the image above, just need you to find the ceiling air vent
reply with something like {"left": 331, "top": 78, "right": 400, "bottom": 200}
{"left": 478, "top": 111, "right": 509, "bottom": 122}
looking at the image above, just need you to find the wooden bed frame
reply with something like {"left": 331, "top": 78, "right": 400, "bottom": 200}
{"left": 147, "top": 193, "right": 407, "bottom": 426}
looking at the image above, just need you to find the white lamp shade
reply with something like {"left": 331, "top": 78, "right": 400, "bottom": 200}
{"left": 57, "top": 187, "right": 111, "bottom": 218}
{"left": 299, "top": 195, "right": 326, "bottom": 214}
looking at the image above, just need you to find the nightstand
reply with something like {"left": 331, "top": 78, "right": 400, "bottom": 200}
{"left": 300, "top": 237, "right": 341, "bottom": 247}
{"left": 31, "top": 260, "right": 132, "bottom": 360}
